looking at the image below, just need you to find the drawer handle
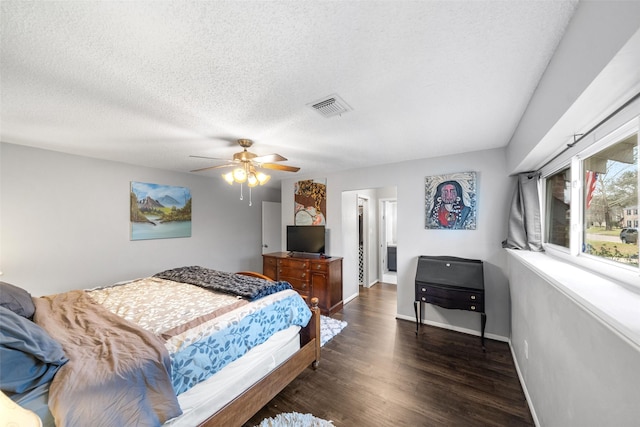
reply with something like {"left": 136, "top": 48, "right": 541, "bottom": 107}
{"left": 421, "top": 287, "right": 427, "bottom": 292}
{"left": 301, "top": 273, "right": 306, "bottom": 278}
{"left": 317, "top": 265, "right": 321, "bottom": 269}
{"left": 301, "top": 284, "right": 306, "bottom": 289}
{"left": 421, "top": 297, "right": 426, "bottom": 301}
{"left": 446, "top": 263, "right": 451, "bottom": 267}
{"left": 470, "top": 305, "right": 476, "bottom": 311}
{"left": 471, "top": 295, "right": 476, "bottom": 300}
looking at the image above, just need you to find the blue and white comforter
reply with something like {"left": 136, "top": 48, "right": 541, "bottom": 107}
{"left": 88, "top": 277, "right": 311, "bottom": 396}
{"left": 170, "top": 290, "right": 310, "bottom": 394}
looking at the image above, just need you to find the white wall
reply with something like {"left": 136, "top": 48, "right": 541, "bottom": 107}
{"left": 508, "top": 254, "right": 640, "bottom": 426}
{"left": 507, "top": 1, "right": 640, "bottom": 174}
{"left": 0, "top": 142, "right": 280, "bottom": 296}
{"left": 281, "top": 147, "right": 512, "bottom": 341}
{"left": 503, "top": 3, "right": 640, "bottom": 424}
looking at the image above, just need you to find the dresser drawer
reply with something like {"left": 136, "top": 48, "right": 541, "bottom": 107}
{"left": 281, "top": 275, "right": 310, "bottom": 291}
{"left": 279, "top": 266, "right": 309, "bottom": 280}
{"left": 278, "top": 258, "right": 310, "bottom": 269}
{"left": 264, "top": 257, "right": 277, "bottom": 268}
{"left": 309, "top": 261, "right": 328, "bottom": 272}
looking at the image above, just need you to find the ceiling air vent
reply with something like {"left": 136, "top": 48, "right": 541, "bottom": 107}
{"left": 308, "top": 93, "right": 352, "bottom": 118}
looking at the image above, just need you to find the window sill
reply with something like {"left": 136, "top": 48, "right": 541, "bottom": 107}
{"left": 507, "top": 249, "right": 640, "bottom": 350}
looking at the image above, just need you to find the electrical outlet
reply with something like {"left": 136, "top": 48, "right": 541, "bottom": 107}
{"left": 524, "top": 340, "right": 529, "bottom": 359}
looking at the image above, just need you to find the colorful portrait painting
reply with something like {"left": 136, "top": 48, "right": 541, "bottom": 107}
{"left": 130, "top": 181, "right": 192, "bottom": 240}
{"left": 425, "top": 172, "right": 477, "bottom": 230}
{"left": 294, "top": 179, "right": 326, "bottom": 225}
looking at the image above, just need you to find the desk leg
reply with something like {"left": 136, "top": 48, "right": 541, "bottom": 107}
{"left": 481, "top": 312, "right": 487, "bottom": 351}
{"left": 414, "top": 301, "right": 420, "bottom": 335}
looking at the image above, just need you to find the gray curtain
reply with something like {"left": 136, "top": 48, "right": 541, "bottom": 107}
{"left": 502, "top": 172, "right": 543, "bottom": 251}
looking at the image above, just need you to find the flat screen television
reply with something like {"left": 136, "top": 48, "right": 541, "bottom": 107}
{"left": 286, "top": 225, "right": 325, "bottom": 255}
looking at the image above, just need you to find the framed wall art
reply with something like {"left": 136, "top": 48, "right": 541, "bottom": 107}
{"left": 130, "top": 181, "right": 192, "bottom": 240}
{"left": 294, "top": 179, "right": 326, "bottom": 225}
{"left": 425, "top": 172, "right": 477, "bottom": 230}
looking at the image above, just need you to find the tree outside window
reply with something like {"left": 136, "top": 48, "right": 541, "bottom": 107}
{"left": 583, "top": 133, "right": 638, "bottom": 266}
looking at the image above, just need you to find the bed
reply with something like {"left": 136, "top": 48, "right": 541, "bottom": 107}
{"left": 0, "top": 266, "right": 321, "bottom": 427}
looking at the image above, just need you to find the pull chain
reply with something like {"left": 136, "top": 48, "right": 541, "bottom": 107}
{"left": 249, "top": 186, "right": 252, "bottom": 206}
{"left": 240, "top": 183, "right": 244, "bottom": 201}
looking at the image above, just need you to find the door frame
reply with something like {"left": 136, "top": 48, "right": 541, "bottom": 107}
{"left": 261, "top": 201, "right": 282, "bottom": 254}
{"left": 379, "top": 198, "right": 397, "bottom": 282}
{"left": 358, "top": 195, "right": 370, "bottom": 288}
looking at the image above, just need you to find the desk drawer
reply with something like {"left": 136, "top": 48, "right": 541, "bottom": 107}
{"left": 416, "top": 284, "right": 484, "bottom": 312}
{"left": 419, "top": 294, "right": 484, "bottom": 312}
{"left": 416, "top": 284, "right": 483, "bottom": 302}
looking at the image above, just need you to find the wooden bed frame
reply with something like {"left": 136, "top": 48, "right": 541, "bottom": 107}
{"left": 197, "top": 272, "right": 322, "bottom": 427}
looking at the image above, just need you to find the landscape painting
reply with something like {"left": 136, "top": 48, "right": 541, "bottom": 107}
{"left": 130, "top": 181, "right": 192, "bottom": 240}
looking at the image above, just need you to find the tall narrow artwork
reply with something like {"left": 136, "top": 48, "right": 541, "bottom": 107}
{"left": 130, "top": 181, "right": 192, "bottom": 240}
{"left": 294, "top": 179, "right": 326, "bottom": 225}
{"left": 425, "top": 172, "right": 477, "bottom": 230}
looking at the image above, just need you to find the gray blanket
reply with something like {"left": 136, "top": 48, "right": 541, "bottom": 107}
{"left": 154, "top": 266, "right": 292, "bottom": 300}
{"left": 33, "top": 291, "right": 182, "bottom": 427}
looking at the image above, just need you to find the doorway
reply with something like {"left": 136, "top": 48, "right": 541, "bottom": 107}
{"left": 340, "top": 187, "right": 397, "bottom": 308}
{"left": 261, "top": 201, "right": 282, "bottom": 254}
{"left": 380, "top": 199, "right": 397, "bottom": 284}
{"left": 358, "top": 196, "right": 369, "bottom": 287}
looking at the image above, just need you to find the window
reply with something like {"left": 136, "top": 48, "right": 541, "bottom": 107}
{"left": 543, "top": 117, "right": 639, "bottom": 272}
{"left": 582, "top": 132, "right": 638, "bottom": 266}
{"left": 545, "top": 167, "right": 571, "bottom": 248}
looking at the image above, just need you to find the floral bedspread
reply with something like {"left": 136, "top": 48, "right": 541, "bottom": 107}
{"left": 170, "top": 290, "right": 311, "bottom": 394}
{"left": 89, "top": 278, "right": 311, "bottom": 396}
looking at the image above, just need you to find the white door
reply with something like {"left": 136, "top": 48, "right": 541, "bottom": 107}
{"left": 262, "top": 201, "right": 282, "bottom": 254}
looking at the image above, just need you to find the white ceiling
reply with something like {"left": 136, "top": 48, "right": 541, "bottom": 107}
{"left": 0, "top": 1, "right": 579, "bottom": 182}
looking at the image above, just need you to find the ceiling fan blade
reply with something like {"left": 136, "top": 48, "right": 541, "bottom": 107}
{"left": 190, "top": 164, "right": 235, "bottom": 172}
{"left": 189, "top": 155, "right": 229, "bottom": 161}
{"left": 260, "top": 163, "right": 300, "bottom": 172}
{"left": 252, "top": 153, "right": 287, "bottom": 163}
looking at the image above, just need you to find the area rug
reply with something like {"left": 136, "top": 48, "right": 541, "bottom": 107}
{"left": 320, "top": 315, "right": 347, "bottom": 347}
{"left": 255, "top": 412, "right": 334, "bottom": 427}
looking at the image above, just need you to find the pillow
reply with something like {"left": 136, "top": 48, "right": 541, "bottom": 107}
{"left": 0, "top": 306, "right": 68, "bottom": 394}
{"left": 0, "top": 281, "right": 36, "bottom": 319}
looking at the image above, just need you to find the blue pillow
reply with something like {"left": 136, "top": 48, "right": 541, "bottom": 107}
{"left": 0, "top": 306, "right": 68, "bottom": 393}
{"left": 0, "top": 281, "right": 35, "bottom": 319}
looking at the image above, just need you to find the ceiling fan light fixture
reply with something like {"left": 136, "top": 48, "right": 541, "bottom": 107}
{"left": 256, "top": 171, "right": 270, "bottom": 185}
{"left": 232, "top": 167, "right": 247, "bottom": 183}
{"left": 222, "top": 172, "right": 235, "bottom": 184}
{"left": 192, "top": 138, "right": 294, "bottom": 205}
{"left": 247, "top": 173, "right": 259, "bottom": 188}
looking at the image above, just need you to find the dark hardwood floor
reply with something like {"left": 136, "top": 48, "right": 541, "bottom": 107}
{"left": 244, "top": 283, "right": 534, "bottom": 426}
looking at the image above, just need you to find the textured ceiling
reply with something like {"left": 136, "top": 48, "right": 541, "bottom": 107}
{"left": 0, "top": 1, "right": 578, "bottom": 181}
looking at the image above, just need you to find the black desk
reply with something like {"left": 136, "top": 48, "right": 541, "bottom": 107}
{"left": 414, "top": 255, "right": 486, "bottom": 349}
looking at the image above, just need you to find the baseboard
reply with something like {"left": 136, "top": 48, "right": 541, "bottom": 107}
{"left": 508, "top": 340, "right": 541, "bottom": 427}
{"left": 395, "top": 313, "right": 509, "bottom": 343}
{"left": 343, "top": 292, "right": 358, "bottom": 305}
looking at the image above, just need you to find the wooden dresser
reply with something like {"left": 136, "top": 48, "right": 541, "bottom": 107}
{"left": 263, "top": 252, "right": 343, "bottom": 315}
{"left": 414, "top": 255, "right": 486, "bottom": 349}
